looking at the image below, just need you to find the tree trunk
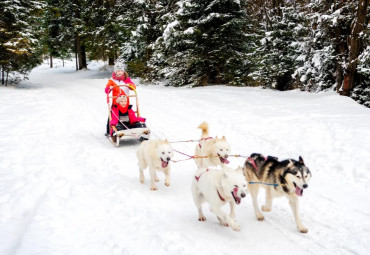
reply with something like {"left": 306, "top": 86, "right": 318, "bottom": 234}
{"left": 1, "top": 65, "right": 4, "bottom": 85}
{"left": 341, "top": 0, "right": 368, "bottom": 96}
{"left": 50, "top": 54, "right": 53, "bottom": 68}
{"left": 272, "top": 0, "right": 283, "bottom": 18}
{"left": 75, "top": 33, "right": 84, "bottom": 70}
{"left": 75, "top": 44, "right": 78, "bottom": 71}
{"left": 335, "top": 30, "right": 347, "bottom": 92}
{"left": 81, "top": 44, "right": 87, "bottom": 69}
{"left": 5, "top": 70, "right": 9, "bottom": 86}
{"left": 108, "top": 54, "right": 114, "bottom": 65}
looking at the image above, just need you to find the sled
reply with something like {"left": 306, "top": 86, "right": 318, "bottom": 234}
{"left": 107, "top": 84, "right": 150, "bottom": 147}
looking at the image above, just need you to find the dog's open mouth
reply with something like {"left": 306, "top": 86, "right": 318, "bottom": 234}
{"left": 218, "top": 154, "right": 229, "bottom": 164}
{"left": 161, "top": 158, "right": 169, "bottom": 168}
{"left": 294, "top": 182, "right": 303, "bottom": 196}
{"left": 231, "top": 189, "right": 241, "bottom": 204}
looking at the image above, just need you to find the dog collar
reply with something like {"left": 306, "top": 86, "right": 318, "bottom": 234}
{"left": 198, "top": 137, "right": 213, "bottom": 148}
{"left": 217, "top": 189, "right": 225, "bottom": 202}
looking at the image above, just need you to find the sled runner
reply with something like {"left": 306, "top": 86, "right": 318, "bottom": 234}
{"left": 107, "top": 84, "right": 150, "bottom": 146}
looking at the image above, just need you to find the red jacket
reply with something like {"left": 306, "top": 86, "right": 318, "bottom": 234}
{"left": 105, "top": 77, "right": 136, "bottom": 105}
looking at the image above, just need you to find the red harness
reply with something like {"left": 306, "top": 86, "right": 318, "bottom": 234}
{"left": 198, "top": 137, "right": 213, "bottom": 148}
{"left": 195, "top": 169, "right": 209, "bottom": 182}
{"left": 217, "top": 189, "right": 225, "bottom": 201}
{"left": 247, "top": 157, "right": 259, "bottom": 171}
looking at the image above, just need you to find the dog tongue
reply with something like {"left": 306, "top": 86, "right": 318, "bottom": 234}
{"left": 162, "top": 160, "right": 168, "bottom": 168}
{"left": 295, "top": 186, "right": 303, "bottom": 196}
{"left": 233, "top": 189, "right": 241, "bottom": 204}
{"left": 222, "top": 157, "right": 230, "bottom": 164}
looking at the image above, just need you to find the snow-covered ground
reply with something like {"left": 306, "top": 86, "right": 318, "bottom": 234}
{"left": 1, "top": 60, "right": 369, "bottom": 255}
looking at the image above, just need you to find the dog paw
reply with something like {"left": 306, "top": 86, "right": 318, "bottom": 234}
{"left": 165, "top": 182, "right": 170, "bottom": 186}
{"left": 140, "top": 179, "right": 144, "bottom": 184}
{"left": 221, "top": 222, "right": 229, "bottom": 227}
{"left": 198, "top": 217, "right": 206, "bottom": 221}
{"left": 150, "top": 187, "right": 158, "bottom": 191}
{"left": 261, "top": 206, "right": 271, "bottom": 212}
{"left": 299, "top": 227, "right": 308, "bottom": 233}
{"left": 231, "top": 224, "right": 241, "bottom": 231}
{"left": 257, "top": 215, "right": 264, "bottom": 221}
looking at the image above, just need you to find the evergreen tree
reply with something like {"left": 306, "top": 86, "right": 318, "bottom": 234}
{"left": 149, "top": 0, "right": 253, "bottom": 86}
{"left": 0, "top": 0, "right": 44, "bottom": 84}
{"left": 118, "top": 0, "right": 169, "bottom": 77}
{"left": 83, "top": 0, "right": 133, "bottom": 65}
{"left": 252, "top": 4, "right": 309, "bottom": 90}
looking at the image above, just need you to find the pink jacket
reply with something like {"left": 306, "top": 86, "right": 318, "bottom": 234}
{"left": 110, "top": 105, "right": 145, "bottom": 126}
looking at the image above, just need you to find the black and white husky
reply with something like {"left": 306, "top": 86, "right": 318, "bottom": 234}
{"left": 243, "top": 153, "right": 312, "bottom": 233}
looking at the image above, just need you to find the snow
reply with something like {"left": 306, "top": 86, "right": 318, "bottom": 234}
{"left": 163, "top": 21, "right": 179, "bottom": 41}
{"left": 1, "top": 60, "right": 370, "bottom": 255}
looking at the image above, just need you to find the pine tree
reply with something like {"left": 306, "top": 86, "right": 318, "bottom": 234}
{"left": 149, "top": 0, "right": 253, "bottom": 86}
{"left": 118, "top": 0, "right": 170, "bottom": 77}
{"left": 252, "top": 3, "right": 309, "bottom": 90}
{"left": 83, "top": 0, "right": 133, "bottom": 65}
{"left": 0, "top": 0, "right": 44, "bottom": 84}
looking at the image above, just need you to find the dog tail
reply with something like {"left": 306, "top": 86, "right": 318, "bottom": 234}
{"left": 198, "top": 122, "right": 209, "bottom": 138}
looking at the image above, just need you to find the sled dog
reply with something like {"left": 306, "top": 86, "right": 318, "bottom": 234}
{"left": 243, "top": 153, "right": 311, "bottom": 233}
{"left": 136, "top": 139, "right": 174, "bottom": 190}
{"left": 191, "top": 166, "right": 247, "bottom": 231}
{"left": 195, "top": 122, "right": 231, "bottom": 168}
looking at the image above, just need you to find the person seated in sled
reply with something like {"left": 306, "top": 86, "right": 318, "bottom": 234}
{"left": 109, "top": 93, "right": 146, "bottom": 141}
{"left": 105, "top": 61, "right": 137, "bottom": 135}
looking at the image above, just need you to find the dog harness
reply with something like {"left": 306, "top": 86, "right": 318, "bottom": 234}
{"left": 198, "top": 137, "right": 213, "bottom": 148}
{"left": 217, "top": 189, "right": 226, "bottom": 202}
{"left": 247, "top": 157, "right": 259, "bottom": 171}
{"left": 194, "top": 169, "right": 209, "bottom": 182}
{"left": 247, "top": 155, "right": 269, "bottom": 171}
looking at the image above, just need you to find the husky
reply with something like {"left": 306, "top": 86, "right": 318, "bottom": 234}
{"left": 191, "top": 166, "right": 247, "bottom": 231}
{"left": 136, "top": 139, "right": 174, "bottom": 190}
{"left": 243, "top": 153, "right": 312, "bottom": 233}
{"left": 194, "top": 122, "right": 231, "bottom": 168}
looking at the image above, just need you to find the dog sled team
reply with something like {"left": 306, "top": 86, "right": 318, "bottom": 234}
{"left": 136, "top": 122, "right": 312, "bottom": 234}
{"left": 106, "top": 62, "right": 312, "bottom": 234}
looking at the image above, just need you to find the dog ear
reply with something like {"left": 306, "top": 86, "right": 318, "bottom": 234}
{"left": 221, "top": 136, "right": 226, "bottom": 141}
{"left": 299, "top": 156, "right": 305, "bottom": 164}
{"left": 288, "top": 159, "right": 294, "bottom": 167}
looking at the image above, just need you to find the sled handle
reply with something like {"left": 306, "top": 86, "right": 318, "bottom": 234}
{"left": 107, "top": 84, "right": 141, "bottom": 117}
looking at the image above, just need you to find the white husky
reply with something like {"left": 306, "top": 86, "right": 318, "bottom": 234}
{"left": 195, "top": 122, "right": 231, "bottom": 168}
{"left": 191, "top": 167, "right": 247, "bottom": 231}
{"left": 136, "top": 139, "right": 174, "bottom": 190}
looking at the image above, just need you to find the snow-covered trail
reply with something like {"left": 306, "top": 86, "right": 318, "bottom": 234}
{"left": 0, "top": 62, "right": 369, "bottom": 255}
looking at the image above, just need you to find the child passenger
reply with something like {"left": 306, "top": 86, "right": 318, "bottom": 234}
{"left": 105, "top": 61, "right": 136, "bottom": 135}
{"left": 109, "top": 93, "right": 146, "bottom": 141}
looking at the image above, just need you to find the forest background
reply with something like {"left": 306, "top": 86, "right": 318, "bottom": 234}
{"left": 1, "top": 0, "right": 369, "bottom": 106}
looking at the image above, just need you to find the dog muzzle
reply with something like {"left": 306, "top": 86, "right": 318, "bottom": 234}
{"left": 217, "top": 154, "right": 230, "bottom": 164}
{"left": 161, "top": 157, "right": 170, "bottom": 168}
{"left": 231, "top": 187, "right": 245, "bottom": 204}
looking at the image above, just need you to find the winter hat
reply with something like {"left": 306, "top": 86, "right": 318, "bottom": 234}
{"left": 114, "top": 62, "right": 125, "bottom": 72}
{"left": 116, "top": 94, "right": 128, "bottom": 104}
{"left": 115, "top": 93, "right": 130, "bottom": 113}
{"left": 116, "top": 94, "right": 128, "bottom": 105}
